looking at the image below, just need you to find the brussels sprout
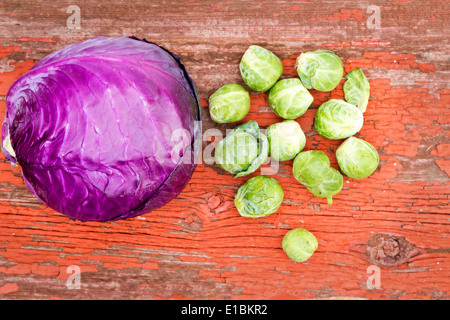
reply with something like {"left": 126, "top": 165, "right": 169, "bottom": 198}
{"left": 314, "top": 99, "right": 364, "bottom": 140}
{"left": 214, "top": 120, "right": 269, "bottom": 178}
{"left": 292, "top": 150, "right": 343, "bottom": 204}
{"left": 295, "top": 50, "right": 343, "bottom": 92}
{"left": 282, "top": 228, "right": 318, "bottom": 262}
{"left": 234, "top": 175, "right": 284, "bottom": 218}
{"left": 292, "top": 150, "right": 330, "bottom": 186}
{"left": 209, "top": 84, "right": 251, "bottom": 124}
{"left": 336, "top": 136, "right": 379, "bottom": 179}
{"left": 266, "top": 120, "right": 306, "bottom": 162}
{"left": 240, "top": 45, "right": 283, "bottom": 92}
{"left": 215, "top": 131, "right": 258, "bottom": 174}
{"left": 268, "top": 78, "right": 314, "bottom": 119}
{"left": 344, "top": 68, "right": 370, "bottom": 113}
{"left": 306, "top": 167, "right": 343, "bottom": 205}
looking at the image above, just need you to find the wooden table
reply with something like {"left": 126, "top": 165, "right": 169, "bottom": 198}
{"left": 0, "top": 0, "right": 448, "bottom": 300}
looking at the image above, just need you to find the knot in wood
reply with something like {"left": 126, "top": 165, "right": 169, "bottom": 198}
{"left": 365, "top": 233, "right": 417, "bottom": 268}
{"left": 207, "top": 195, "right": 222, "bottom": 210}
{"left": 382, "top": 237, "right": 401, "bottom": 258}
{"left": 180, "top": 212, "right": 204, "bottom": 232}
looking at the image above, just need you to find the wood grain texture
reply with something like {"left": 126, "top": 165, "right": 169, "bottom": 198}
{"left": 0, "top": 0, "right": 449, "bottom": 300}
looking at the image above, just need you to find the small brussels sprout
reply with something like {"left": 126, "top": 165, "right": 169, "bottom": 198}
{"left": 208, "top": 84, "right": 251, "bottom": 124}
{"left": 266, "top": 120, "right": 306, "bottom": 161}
{"left": 306, "top": 167, "right": 343, "bottom": 205}
{"left": 295, "top": 50, "right": 343, "bottom": 92}
{"left": 268, "top": 78, "right": 314, "bottom": 119}
{"left": 240, "top": 45, "right": 283, "bottom": 92}
{"left": 344, "top": 68, "right": 370, "bottom": 113}
{"left": 214, "top": 120, "right": 269, "bottom": 178}
{"left": 234, "top": 175, "right": 284, "bottom": 218}
{"left": 292, "top": 150, "right": 330, "bottom": 186}
{"left": 314, "top": 99, "right": 364, "bottom": 140}
{"left": 282, "top": 228, "right": 318, "bottom": 262}
{"left": 336, "top": 136, "right": 379, "bottom": 179}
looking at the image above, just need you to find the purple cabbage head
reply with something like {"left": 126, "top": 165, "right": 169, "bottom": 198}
{"left": 1, "top": 36, "right": 201, "bottom": 221}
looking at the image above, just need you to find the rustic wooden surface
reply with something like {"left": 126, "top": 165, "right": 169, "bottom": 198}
{"left": 0, "top": 0, "right": 449, "bottom": 300}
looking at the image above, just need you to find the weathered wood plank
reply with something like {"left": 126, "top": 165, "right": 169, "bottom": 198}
{"left": 0, "top": 0, "right": 449, "bottom": 300}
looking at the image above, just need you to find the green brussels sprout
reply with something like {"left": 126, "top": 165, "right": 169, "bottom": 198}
{"left": 336, "top": 136, "right": 379, "bottom": 179}
{"left": 234, "top": 175, "right": 284, "bottom": 218}
{"left": 343, "top": 68, "right": 370, "bottom": 113}
{"left": 214, "top": 121, "right": 269, "bottom": 178}
{"left": 292, "top": 150, "right": 330, "bottom": 186}
{"left": 314, "top": 99, "right": 364, "bottom": 140}
{"left": 268, "top": 78, "right": 314, "bottom": 119}
{"left": 267, "top": 120, "right": 306, "bottom": 161}
{"left": 306, "top": 167, "right": 343, "bottom": 205}
{"left": 292, "top": 150, "right": 343, "bottom": 204}
{"left": 295, "top": 50, "right": 344, "bottom": 92}
{"left": 208, "top": 84, "right": 251, "bottom": 124}
{"left": 240, "top": 45, "right": 283, "bottom": 92}
{"left": 282, "top": 228, "right": 318, "bottom": 262}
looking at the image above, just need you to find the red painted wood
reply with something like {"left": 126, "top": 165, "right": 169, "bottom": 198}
{"left": 0, "top": 0, "right": 448, "bottom": 300}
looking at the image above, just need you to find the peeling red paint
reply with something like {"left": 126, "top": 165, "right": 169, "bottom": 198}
{"left": 322, "top": 39, "right": 391, "bottom": 48}
{"left": 0, "top": 46, "right": 31, "bottom": 58}
{"left": 432, "top": 144, "right": 450, "bottom": 158}
{"left": 30, "top": 263, "right": 60, "bottom": 277}
{"left": 0, "top": 282, "right": 19, "bottom": 294}
{"left": 0, "top": 1, "right": 448, "bottom": 300}
{"left": 282, "top": 5, "right": 301, "bottom": 11}
{"left": 16, "top": 37, "right": 57, "bottom": 43}
{"left": 309, "top": 9, "right": 365, "bottom": 22}
{"left": 346, "top": 52, "right": 436, "bottom": 73}
{"left": 386, "top": 141, "right": 420, "bottom": 157}
{"left": 435, "top": 160, "right": 450, "bottom": 177}
{"left": 0, "top": 60, "right": 35, "bottom": 95}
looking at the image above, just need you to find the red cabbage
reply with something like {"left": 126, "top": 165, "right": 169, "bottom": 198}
{"left": 1, "top": 36, "right": 201, "bottom": 221}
